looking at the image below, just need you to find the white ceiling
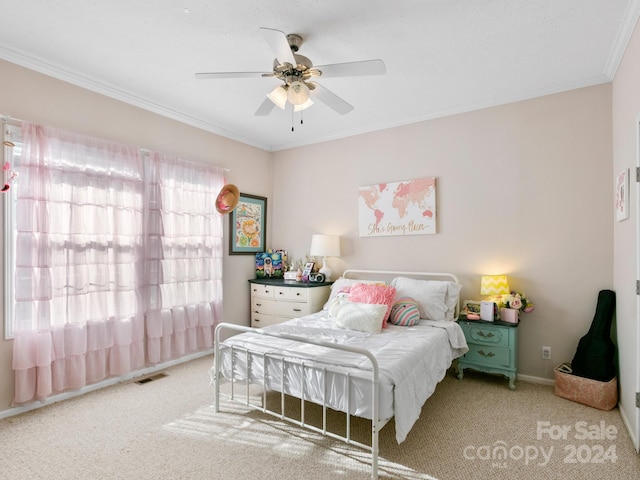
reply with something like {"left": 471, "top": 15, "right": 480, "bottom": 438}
{"left": 0, "top": 1, "right": 639, "bottom": 152}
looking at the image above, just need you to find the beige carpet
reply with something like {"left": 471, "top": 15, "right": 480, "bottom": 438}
{"left": 0, "top": 355, "right": 638, "bottom": 480}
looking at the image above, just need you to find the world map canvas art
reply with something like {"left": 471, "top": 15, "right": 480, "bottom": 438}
{"left": 358, "top": 177, "right": 436, "bottom": 237}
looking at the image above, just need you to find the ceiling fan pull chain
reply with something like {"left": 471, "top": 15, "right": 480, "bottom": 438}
{"left": 291, "top": 107, "right": 294, "bottom": 132}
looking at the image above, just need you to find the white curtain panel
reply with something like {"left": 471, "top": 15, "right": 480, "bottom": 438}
{"left": 11, "top": 123, "right": 224, "bottom": 404}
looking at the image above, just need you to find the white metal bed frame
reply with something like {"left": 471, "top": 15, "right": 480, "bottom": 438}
{"left": 212, "top": 269, "right": 460, "bottom": 480}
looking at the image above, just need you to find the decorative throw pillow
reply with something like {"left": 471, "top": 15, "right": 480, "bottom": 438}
{"left": 348, "top": 283, "right": 397, "bottom": 327}
{"left": 330, "top": 298, "right": 387, "bottom": 334}
{"left": 389, "top": 297, "right": 421, "bottom": 326}
{"left": 323, "top": 277, "right": 387, "bottom": 310}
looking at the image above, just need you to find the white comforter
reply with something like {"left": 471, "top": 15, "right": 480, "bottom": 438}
{"left": 218, "top": 311, "right": 468, "bottom": 443}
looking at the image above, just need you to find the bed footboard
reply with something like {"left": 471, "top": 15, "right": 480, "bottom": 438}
{"left": 213, "top": 322, "right": 387, "bottom": 480}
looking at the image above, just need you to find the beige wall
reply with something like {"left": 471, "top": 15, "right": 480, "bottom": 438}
{"left": 272, "top": 84, "right": 613, "bottom": 382}
{"left": 612, "top": 16, "right": 640, "bottom": 448}
{"left": 0, "top": 56, "right": 623, "bottom": 417}
{"left": 0, "top": 59, "right": 272, "bottom": 412}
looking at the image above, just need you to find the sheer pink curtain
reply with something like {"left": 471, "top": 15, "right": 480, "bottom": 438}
{"left": 144, "top": 153, "right": 224, "bottom": 364}
{"left": 11, "top": 123, "right": 225, "bottom": 404}
{"left": 12, "top": 123, "right": 145, "bottom": 404}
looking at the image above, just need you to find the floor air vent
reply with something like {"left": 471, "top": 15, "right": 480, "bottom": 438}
{"left": 135, "top": 372, "right": 168, "bottom": 385}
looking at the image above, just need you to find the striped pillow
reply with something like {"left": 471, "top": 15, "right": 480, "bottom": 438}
{"left": 389, "top": 297, "right": 421, "bottom": 326}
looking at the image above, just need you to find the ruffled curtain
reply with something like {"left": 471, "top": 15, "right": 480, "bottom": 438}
{"left": 12, "top": 123, "right": 224, "bottom": 404}
{"left": 143, "top": 153, "right": 224, "bottom": 364}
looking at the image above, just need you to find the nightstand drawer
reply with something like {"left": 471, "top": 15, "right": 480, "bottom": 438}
{"left": 274, "top": 286, "right": 308, "bottom": 302}
{"left": 457, "top": 320, "right": 518, "bottom": 390}
{"left": 460, "top": 323, "right": 510, "bottom": 347}
{"left": 464, "top": 344, "right": 510, "bottom": 367}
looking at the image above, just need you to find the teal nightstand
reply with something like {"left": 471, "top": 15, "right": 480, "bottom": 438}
{"left": 457, "top": 319, "right": 518, "bottom": 390}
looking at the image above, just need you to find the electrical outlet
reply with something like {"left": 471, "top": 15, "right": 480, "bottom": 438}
{"left": 542, "top": 346, "right": 551, "bottom": 360}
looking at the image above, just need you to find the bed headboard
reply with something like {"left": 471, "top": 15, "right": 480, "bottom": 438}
{"left": 342, "top": 269, "right": 461, "bottom": 318}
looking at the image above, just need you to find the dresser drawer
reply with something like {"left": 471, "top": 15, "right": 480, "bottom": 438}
{"left": 460, "top": 323, "right": 510, "bottom": 347}
{"left": 250, "top": 283, "right": 275, "bottom": 299}
{"left": 252, "top": 297, "right": 308, "bottom": 317}
{"left": 251, "top": 312, "right": 282, "bottom": 328}
{"left": 464, "top": 344, "right": 511, "bottom": 367}
{"left": 249, "top": 280, "right": 331, "bottom": 328}
{"left": 274, "top": 286, "right": 308, "bottom": 302}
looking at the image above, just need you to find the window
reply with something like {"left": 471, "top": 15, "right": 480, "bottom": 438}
{"left": 5, "top": 121, "right": 225, "bottom": 404}
{"left": 3, "top": 122, "right": 21, "bottom": 339}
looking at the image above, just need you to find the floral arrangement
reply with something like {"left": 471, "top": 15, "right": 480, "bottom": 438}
{"left": 497, "top": 291, "right": 534, "bottom": 313}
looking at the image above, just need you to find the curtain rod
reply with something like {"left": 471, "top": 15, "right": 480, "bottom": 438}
{"left": 2, "top": 114, "right": 230, "bottom": 173}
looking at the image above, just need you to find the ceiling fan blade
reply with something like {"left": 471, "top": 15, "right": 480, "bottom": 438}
{"left": 259, "top": 27, "right": 296, "bottom": 66}
{"left": 310, "top": 82, "right": 354, "bottom": 115}
{"left": 313, "top": 59, "right": 386, "bottom": 78}
{"left": 195, "top": 72, "right": 268, "bottom": 80}
{"left": 255, "top": 97, "right": 276, "bottom": 116}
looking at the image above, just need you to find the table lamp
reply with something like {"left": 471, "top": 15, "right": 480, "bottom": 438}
{"left": 480, "top": 275, "right": 510, "bottom": 321}
{"left": 309, "top": 234, "right": 341, "bottom": 282}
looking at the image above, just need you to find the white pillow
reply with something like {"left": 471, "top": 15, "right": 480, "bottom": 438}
{"left": 390, "top": 277, "right": 460, "bottom": 322}
{"left": 323, "top": 277, "right": 386, "bottom": 310}
{"left": 329, "top": 298, "right": 387, "bottom": 334}
{"left": 444, "top": 282, "right": 462, "bottom": 320}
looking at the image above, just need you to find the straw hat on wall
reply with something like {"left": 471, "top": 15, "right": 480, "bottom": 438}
{"left": 215, "top": 184, "right": 240, "bottom": 214}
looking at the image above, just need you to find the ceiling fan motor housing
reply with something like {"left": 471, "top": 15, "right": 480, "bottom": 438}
{"left": 286, "top": 33, "right": 303, "bottom": 52}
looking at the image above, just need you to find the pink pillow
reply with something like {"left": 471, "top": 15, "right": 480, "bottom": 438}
{"left": 348, "top": 283, "right": 397, "bottom": 328}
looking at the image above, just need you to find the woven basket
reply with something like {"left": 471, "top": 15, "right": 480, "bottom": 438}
{"left": 554, "top": 365, "right": 618, "bottom": 411}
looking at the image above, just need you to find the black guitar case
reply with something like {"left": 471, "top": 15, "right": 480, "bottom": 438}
{"left": 570, "top": 289, "right": 616, "bottom": 382}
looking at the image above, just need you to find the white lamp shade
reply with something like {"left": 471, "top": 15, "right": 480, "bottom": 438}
{"left": 309, "top": 234, "right": 341, "bottom": 282}
{"left": 287, "top": 81, "right": 310, "bottom": 105}
{"left": 309, "top": 234, "right": 341, "bottom": 258}
{"left": 267, "top": 85, "right": 287, "bottom": 109}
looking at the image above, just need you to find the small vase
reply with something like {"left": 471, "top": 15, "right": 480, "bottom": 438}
{"left": 500, "top": 308, "right": 519, "bottom": 324}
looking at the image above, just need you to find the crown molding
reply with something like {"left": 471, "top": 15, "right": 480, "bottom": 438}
{"left": 604, "top": 0, "right": 640, "bottom": 79}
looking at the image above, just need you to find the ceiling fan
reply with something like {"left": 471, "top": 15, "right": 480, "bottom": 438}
{"left": 195, "top": 27, "right": 386, "bottom": 117}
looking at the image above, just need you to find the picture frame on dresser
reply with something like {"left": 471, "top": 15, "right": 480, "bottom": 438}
{"left": 229, "top": 193, "right": 267, "bottom": 255}
{"left": 301, "top": 262, "right": 314, "bottom": 281}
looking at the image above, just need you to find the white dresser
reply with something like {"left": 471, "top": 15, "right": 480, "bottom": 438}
{"left": 249, "top": 279, "right": 331, "bottom": 328}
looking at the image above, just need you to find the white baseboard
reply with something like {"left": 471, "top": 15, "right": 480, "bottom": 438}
{"left": 0, "top": 349, "right": 213, "bottom": 420}
{"left": 618, "top": 400, "right": 639, "bottom": 452}
{"left": 517, "top": 373, "right": 555, "bottom": 386}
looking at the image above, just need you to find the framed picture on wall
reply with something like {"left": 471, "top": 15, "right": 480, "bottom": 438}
{"left": 615, "top": 168, "right": 629, "bottom": 222}
{"left": 229, "top": 193, "right": 267, "bottom": 254}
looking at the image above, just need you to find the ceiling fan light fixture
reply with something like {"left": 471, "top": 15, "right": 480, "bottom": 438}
{"left": 266, "top": 85, "right": 288, "bottom": 109}
{"left": 287, "top": 81, "right": 310, "bottom": 105}
{"left": 293, "top": 98, "right": 314, "bottom": 112}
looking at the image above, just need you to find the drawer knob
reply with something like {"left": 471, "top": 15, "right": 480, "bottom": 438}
{"left": 478, "top": 331, "right": 494, "bottom": 338}
{"left": 279, "top": 291, "right": 284, "bottom": 295}
{"left": 293, "top": 308, "right": 302, "bottom": 312}
{"left": 477, "top": 350, "right": 495, "bottom": 358}
{"left": 256, "top": 303, "right": 262, "bottom": 307}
